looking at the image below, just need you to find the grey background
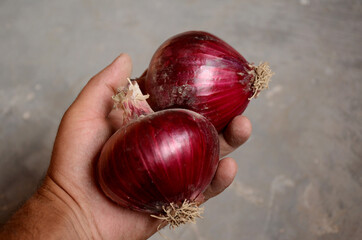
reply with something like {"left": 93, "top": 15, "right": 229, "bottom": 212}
{"left": 1, "top": 0, "right": 361, "bottom": 239}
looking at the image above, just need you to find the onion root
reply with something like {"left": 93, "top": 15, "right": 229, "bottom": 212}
{"left": 151, "top": 200, "right": 204, "bottom": 229}
{"left": 249, "top": 62, "right": 274, "bottom": 100}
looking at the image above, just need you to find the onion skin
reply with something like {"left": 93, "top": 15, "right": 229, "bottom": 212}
{"left": 97, "top": 109, "right": 219, "bottom": 214}
{"left": 138, "top": 31, "right": 271, "bottom": 132}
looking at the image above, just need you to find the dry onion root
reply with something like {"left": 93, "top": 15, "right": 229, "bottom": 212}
{"left": 151, "top": 200, "right": 204, "bottom": 229}
{"left": 249, "top": 62, "right": 274, "bottom": 100}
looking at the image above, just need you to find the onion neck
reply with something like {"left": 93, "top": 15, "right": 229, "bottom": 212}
{"left": 249, "top": 62, "right": 274, "bottom": 100}
{"left": 112, "top": 78, "right": 154, "bottom": 125}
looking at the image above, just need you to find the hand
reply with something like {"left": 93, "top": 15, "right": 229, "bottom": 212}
{"left": 1, "top": 54, "right": 252, "bottom": 240}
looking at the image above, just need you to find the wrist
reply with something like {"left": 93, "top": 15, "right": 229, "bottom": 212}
{"left": 1, "top": 177, "right": 96, "bottom": 240}
{"left": 38, "top": 177, "right": 95, "bottom": 239}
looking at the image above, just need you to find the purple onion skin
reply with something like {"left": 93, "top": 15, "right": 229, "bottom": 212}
{"left": 97, "top": 109, "right": 219, "bottom": 214}
{"left": 139, "top": 31, "right": 255, "bottom": 132}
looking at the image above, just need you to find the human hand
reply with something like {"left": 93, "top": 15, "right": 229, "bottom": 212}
{"left": 1, "top": 54, "right": 251, "bottom": 240}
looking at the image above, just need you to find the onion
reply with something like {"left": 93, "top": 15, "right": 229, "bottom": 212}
{"left": 97, "top": 80, "right": 219, "bottom": 227}
{"left": 137, "top": 31, "right": 273, "bottom": 132}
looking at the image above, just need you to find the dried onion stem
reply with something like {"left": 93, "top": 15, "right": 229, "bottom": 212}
{"left": 112, "top": 78, "right": 153, "bottom": 123}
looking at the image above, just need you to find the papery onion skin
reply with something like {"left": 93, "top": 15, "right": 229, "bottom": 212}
{"left": 138, "top": 31, "right": 264, "bottom": 132}
{"left": 96, "top": 109, "right": 219, "bottom": 214}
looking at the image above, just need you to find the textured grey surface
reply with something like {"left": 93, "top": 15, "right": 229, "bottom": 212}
{"left": 1, "top": 0, "right": 362, "bottom": 239}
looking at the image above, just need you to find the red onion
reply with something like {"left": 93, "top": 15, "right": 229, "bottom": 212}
{"left": 97, "top": 81, "right": 219, "bottom": 227}
{"left": 137, "top": 31, "right": 273, "bottom": 132}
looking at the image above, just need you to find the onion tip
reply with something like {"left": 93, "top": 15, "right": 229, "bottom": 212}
{"left": 112, "top": 78, "right": 153, "bottom": 123}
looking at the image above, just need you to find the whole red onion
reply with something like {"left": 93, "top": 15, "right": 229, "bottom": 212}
{"left": 137, "top": 31, "right": 273, "bottom": 132}
{"left": 97, "top": 81, "right": 219, "bottom": 227}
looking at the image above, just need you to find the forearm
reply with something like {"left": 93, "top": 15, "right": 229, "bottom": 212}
{"left": 0, "top": 178, "right": 92, "bottom": 240}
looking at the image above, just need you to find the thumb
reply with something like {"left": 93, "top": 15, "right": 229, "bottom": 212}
{"left": 69, "top": 53, "right": 132, "bottom": 119}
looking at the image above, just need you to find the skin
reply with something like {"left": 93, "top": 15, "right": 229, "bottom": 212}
{"left": 0, "top": 54, "right": 252, "bottom": 240}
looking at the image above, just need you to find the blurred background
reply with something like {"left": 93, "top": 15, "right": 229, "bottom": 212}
{"left": 1, "top": 0, "right": 361, "bottom": 239}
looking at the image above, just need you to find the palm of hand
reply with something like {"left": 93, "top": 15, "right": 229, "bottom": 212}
{"left": 46, "top": 54, "right": 251, "bottom": 240}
